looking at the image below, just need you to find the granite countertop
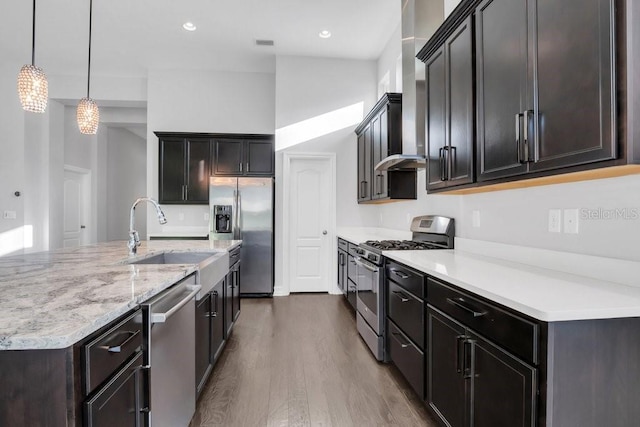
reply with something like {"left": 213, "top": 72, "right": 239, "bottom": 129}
{"left": 336, "top": 227, "right": 640, "bottom": 322}
{"left": 0, "top": 239, "right": 241, "bottom": 350}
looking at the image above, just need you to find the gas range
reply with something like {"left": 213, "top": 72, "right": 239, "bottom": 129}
{"left": 356, "top": 215, "right": 455, "bottom": 266}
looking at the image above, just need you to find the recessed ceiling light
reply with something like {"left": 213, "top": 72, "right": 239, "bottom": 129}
{"left": 182, "top": 22, "right": 197, "bottom": 32}
{"left": 319, "top": 30, "right": 331, "bottom": 39}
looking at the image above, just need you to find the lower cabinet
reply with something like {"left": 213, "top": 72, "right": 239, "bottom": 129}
{"left": 225, "top": 259, "right": 241, "bottom": 338}
{"left": 195, "top": 279, "right": 227, "bottom": 398}
{"left": 426, "top": 307, "right": 536, "bottom": 427}
{"left": 386, "top": 261, "right": 426, "bottom": 399}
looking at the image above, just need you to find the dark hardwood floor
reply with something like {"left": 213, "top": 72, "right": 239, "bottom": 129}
{"left": 191, "top": 294, "right": 437, "bottom": 427}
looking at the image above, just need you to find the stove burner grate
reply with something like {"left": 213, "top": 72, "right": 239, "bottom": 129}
{"left": 363, "top": 240, "right": 443, "bottom": 251}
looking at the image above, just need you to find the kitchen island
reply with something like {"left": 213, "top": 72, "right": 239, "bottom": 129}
{"left": 0, "top": 239, "right": 240, "bottom": 426}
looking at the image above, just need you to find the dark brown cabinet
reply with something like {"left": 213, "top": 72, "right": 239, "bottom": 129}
{"left": 213, "top": 138, "right": 274, "bottom": 177}
{"left": 195, "top": 293, "right": 212, "bottom": 396}
{"left": 475, "top": 0, "right": 616, "bottom": 182}
{"left": 354, "top": 93, "right": 416, "bottom": 203}
{"left": 386, "top": 260, "right": 426, "bottom": 399}
{"left": 337, "top": 239, "right": 348, "bottom": 296}
{"left": 195, "top": 279, "right": 226, "bottom": 398}
{"left": 426, "top": 307, "right": 536, "bottom": 427}
{"left": 225, "top": 248, "right": 241, "bottom": 338}
{"left": 158, "top": 136, "right": 211, "bottom": 204}
{"left": 424, "top": 17, "right": 474, "bottom": 191}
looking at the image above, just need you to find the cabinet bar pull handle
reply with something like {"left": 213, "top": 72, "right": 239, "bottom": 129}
{"left": 239, "top": 163, "right": 243, "bottom": 172}
{"left": 99, "top": 330, "right": 140, "bottom": 353}
{"left": 391, "top": 332, "right": 411, "bottom": 348}
{"left": 515, "top": 113, "right": 524, "bottom": 163}
{"left": 184, "top": 185, "right": 188, "bottom": 199}
{"left": 392, "top": 290, "right": 410, "bottom": 303}
{"left": 439, "top": 147, "right": 445, "bottom": 181}
{"left": 390, "top": 268, "right": 410, "bottom": 279}
{"left": 523, "top": 110, "right": 533, "bottom": 162}
{"left": 456, "top": 335, "right": 465, "bottom": 373}
{"left": 463, "top": 340, "right": 474, "bottom": 379}
{"left": 446, "top": 297, "right": 487, "bottom": 317}
{"left": 246, "top": 162, "right": 249, "bottom": 173}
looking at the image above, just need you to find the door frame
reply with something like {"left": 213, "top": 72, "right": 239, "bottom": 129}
{"left": 63, "top": 165, "right": 92, "bottom": 247}
{"left": 282, "top": 152, "right": 337, "bottom": 296}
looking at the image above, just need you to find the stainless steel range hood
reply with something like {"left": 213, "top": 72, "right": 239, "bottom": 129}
{"left": 376, "top": 0, "right": 443, "bottom": 171}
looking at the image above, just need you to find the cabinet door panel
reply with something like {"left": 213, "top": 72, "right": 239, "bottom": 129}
{"left": 224, "top": 274, "right": 233, "bottom": 338}
{"left": 246, "top": 140, "right": 274, "bottom": 176}
{"left": 357, "top": 128, "right": 371, "bottom": 201}
{"left": 447, "top": 17, "right": 474, "bottom": 185}
{"left": 426, "top": 48, "right": 448, "bottom": 190}
{"left": 470, "top": 332, "right": 536, "bottom": 427}
{"left": 371, "top": 116, "right": 383, "bottom": 198}
{"left": 427, "top": 307, "right": 467, "bottom": 427}
{"left": 211, "top": 281, "right": 225, "bottom": 362}
{"left": 530, "top": 0, "right": 615, "bottom": 170}
{"left": 187, "top": 139, "right": 210, "bottom": 203}
{"left": 159, "top": 138, "right": 186, "bottom": 203}
{"left": 476, "top": 0, "right": 530, "bottom": 180}
{"left": 378, "top": 110, "right": 389, "bottom": 199}
{"left": 195, "top": 294, "right": 211, "bottom": 394}
{"left": 214, "top": 140, "right": 243, "bottom": 175}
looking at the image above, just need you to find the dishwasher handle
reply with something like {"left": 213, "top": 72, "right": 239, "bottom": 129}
{"left": 151, "top": 285, "right": 201, "bottom": 324}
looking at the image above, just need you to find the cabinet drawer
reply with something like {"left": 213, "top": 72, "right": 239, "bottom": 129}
{"left": 427, "top": 278, "right": 539, "bottom": 365}
{"left": 388, "top": 320, "right": 425, "bottom": 399}
{"left": 348, "top": 243, "right": 359, "bottom": 257}
{"left": 388, "top": 281, "right": 424, "bottom": 349}
{"left": 338, "top": 238, "right": 349, "bottom": 251}
{"left": 386, "top": 261, "right": 425, "bottom": 299}
{"left": 83, "top": 310, "right": 143, "bottom": 395}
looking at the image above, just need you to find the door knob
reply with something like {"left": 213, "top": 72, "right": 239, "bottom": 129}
{"left": 322, "top": 230, "right": 327, "bottom": 235}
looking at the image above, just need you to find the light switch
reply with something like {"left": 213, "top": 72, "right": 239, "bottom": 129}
{"left": 472, "top": 210, "right": 481, "bottom": 228}
{"left": 548, "top": 209, "right": 561, "bottom": 233}
{"left": 178, "top": 212, "right": 185, "bottom": 221}
{"left": 563, "top": 209, "right": 579, "bottom": 234}
{"left": 3, "top": 211, "right": 16, "bottom": 219}
{"left": 204, "top": 212, "right": 209, "bottom": 221}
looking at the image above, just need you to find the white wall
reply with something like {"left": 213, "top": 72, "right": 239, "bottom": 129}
{"left": 0, "top": 62, "right": 26, "bottom": 255}
{"left": 377, "top": 23, "right": 402, "bottom": 94}
{"left": 274, "top": 55, "right": 380, "bottom": 294}
{"left": 106, "top": 127, "right": 147, "bottom": 241}
{"left": 145, "top": 68, "right": 276, "bottom": 235}
{"left": 444, "top": 0, "right": 462, "bottom": 17}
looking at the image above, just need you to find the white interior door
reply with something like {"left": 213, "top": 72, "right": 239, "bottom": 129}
{"left": 63, "top": 169, "right": 89, "bottom": 248}
{"left": 289, "top": 157, "right": 333, "bottom": 292}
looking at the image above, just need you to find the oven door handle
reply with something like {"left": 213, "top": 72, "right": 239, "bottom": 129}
{"left": 354, "top": 257, "right": 379, "bottom": 273}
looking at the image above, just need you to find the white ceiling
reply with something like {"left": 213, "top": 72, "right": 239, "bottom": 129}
{"left": 1, "top": 0, "right": 400, "bottom": 78}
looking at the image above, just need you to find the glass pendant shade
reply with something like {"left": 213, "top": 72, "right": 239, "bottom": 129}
{"left": 77, "top": 97, "right": 99, "bottom": 134}
{"left": 17, "top": 64, "right": 48, "bottom": 113}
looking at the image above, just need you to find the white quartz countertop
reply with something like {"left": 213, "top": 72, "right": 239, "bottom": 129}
{"left": 384, "top": 250, "right": 640, "bottom": 322}
{"left": 0, "top": 239, "right": 241, "bottom": 350}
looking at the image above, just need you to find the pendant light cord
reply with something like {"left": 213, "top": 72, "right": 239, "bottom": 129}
{"left": 31, "top": 0, "right": 36, "bottom": 65}
{"left": 87, "top": 0, "right": 93, "bottom": 98}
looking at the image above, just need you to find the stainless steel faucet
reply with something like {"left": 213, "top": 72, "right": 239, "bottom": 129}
{"left": 128, "top": 197, "right": 167, "bottom": 256}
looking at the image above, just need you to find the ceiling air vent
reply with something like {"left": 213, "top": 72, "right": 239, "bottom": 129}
{"left": 255, "top": 39, "right": 275, "bottom": 47}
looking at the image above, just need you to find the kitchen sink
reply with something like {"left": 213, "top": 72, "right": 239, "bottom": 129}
{"left": 126, "top": 251, "right": 230, "bottom": 298}
{"left": 128, "top": 252, "right": 216, "bottom": 265}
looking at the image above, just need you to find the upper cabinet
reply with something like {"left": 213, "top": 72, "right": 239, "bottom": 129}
{"left": 158, "top": 137, "right": 210, "bottom": 204}
{"left": 475, "top": 0, "right": 615, "bottom": 182}
{"left": 156, "top": 133, "right": 274, "bottom": 205}
{"left": 418, "top": 0, "right": 632, "bottom": 193}
{"left": 424, "top": 17, "right": 474, "bottom": 192}
{"left": 213, "top": 138, "right": 274, "bottom": 176}
{"left": 354, "top": 93, "right": 416, "bottom": 203}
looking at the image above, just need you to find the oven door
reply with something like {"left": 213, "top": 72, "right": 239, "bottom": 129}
{"left": 354, "top": 256, "right": 382, "bottom": 335}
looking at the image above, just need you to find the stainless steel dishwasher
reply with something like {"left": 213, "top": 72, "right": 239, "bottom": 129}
{"left": 142, "top": 274, "right": 200, "bottom": 427}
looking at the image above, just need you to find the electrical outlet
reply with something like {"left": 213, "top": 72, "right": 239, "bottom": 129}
{"left": 178, "top": 212, "right": 185, "bottom": 221}
{"left": 204, "top": 213, "right": 209, "bottom": 221}
{"left": 3, "top": 211, "right": 16, "bottom": 219}
{"left": 472, "top": 210, "right": 481, "bottom": 228}
{"left": 563, "top": 209, "right": 579, "bottom": 234}
{"left": 548, "top": 209, "right": 561, "bottom": 233}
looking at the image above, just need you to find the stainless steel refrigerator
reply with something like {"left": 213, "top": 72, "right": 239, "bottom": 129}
{"left": 209, "top": 176, "right": 274, "bottom": 296}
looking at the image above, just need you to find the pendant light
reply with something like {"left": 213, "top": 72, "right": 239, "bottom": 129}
{"left": 17, "top": 0, "right": 48, "bottom": 113}
{"left": 77, "top": 0, "right": 99, "bottom": 135}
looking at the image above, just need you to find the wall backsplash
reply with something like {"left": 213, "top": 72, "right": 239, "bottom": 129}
{"left": 378, "top": 171, "right": 640, "bottom": 262}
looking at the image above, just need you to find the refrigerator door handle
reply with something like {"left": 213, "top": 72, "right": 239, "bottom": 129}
{"left": 237, "top": 191, "right": 242, "bottom": 239}
{"left": 233, "top": 189, "right": 239, "bottom": 239}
